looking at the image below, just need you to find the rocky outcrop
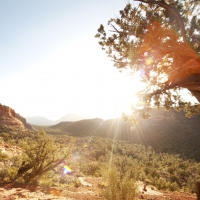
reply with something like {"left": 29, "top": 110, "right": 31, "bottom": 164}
{"left": 0, "top": 104, "right": 33, "bottom": 132}
{"left": 16, "top": 113, "right": 33, "bottom": 130}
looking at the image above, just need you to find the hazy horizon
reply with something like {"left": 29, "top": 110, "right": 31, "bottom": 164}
{"left": 25, "top": 112, "right": 120, "bottom": 121}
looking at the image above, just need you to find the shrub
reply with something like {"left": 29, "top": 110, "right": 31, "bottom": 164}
{"left": 85, "top": 161, "right": 100, "bottom": 177}
{"left": 0, "top": 149, "right": 9, "bottom": 162}
{"left": 3, "top": 167, "right": 18, "bottom": 182}
{"left": 14, "top": 130, "right": 74, "bottom": 184}
{"left": 101, "top": 166, "right": 137, "bottom": 200}
{"left": 73, "top": 178, "right": 82, "bottom": 188}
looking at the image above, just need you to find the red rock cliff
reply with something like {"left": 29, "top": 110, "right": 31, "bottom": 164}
{"left": 0, "top": 104, "right": 33, "bottom": 131}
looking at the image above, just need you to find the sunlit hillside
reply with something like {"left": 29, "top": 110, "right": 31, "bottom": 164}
{"left": 50, "top": 109, "right": 200, "bottom": 162}
{"left": 0, "top": 104, "right": 200, "bottom": 199}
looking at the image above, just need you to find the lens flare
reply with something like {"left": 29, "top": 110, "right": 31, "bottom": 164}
{"left": 63, "top": 165, "right": 72, "bottom": 174}
{"left": 145, "top": 57, "right": 153, "bottom": 66}
{"left": 138, "top": 69, "right": 145, "bottom": 77}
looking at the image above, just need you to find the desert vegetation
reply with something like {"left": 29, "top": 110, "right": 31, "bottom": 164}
{"left": 1, "top": 0, "right": 200, "bottom": 199}
{"left": 0, "top": 127, "right": 200, "bottom": 199}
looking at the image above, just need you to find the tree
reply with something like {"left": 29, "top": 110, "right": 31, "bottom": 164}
{"left": 95, "top": 0, "right": 200, "bottom": 120}
{"left": 14, "top": 131, "right": 74, "bottom": 184}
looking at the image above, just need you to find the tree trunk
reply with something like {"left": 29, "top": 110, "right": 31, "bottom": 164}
{"left": 196, "top": 180, "right": 200, "bottom": 200}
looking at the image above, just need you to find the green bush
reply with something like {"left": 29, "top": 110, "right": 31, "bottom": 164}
{"left": 101, "top": 166, "right": 137, "bottom": 200}
{"left": 85, "top": 161, "right": 100, "bottom": 177}
{"left": 14, "top": 130, "right": 74, "bottom": 184}
{"left": 73, "top": 178, "right": 82, "bottom": 188}
{"left": 0, "top": 149, "right": 9, "bottom": 162}
{"left": 3, "top": 167, "right": 18, "bottom": 182}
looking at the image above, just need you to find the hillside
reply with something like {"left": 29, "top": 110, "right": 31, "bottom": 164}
{"left": 51, "top": 118, "right": 104, "bottom": 135}
{"left": 0, "top": 106, "right": 199, "bottom": 199}
{"left": 54, "top": 113, "right": 97, "bottom": 124}
{"left": 0, "top": 104, "right": 33, "bottom": 132}
{"left": 50, "top": 109, "right": 200, "bottom": 161}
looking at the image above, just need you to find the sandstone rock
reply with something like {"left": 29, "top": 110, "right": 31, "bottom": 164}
{"left": 0, "top": 103, "right": 33, "bottom": 132}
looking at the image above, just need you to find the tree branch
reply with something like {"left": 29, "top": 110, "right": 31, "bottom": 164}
{"left": 110, "top": 23, "right": 143, "bottom": 38}
{"left": 134, "top": 0, "right": 187, "bottom": 41}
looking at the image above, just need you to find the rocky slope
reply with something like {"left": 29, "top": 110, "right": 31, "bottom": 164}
{"left": 0, "top": 104, "right": 33, "bottom": 132}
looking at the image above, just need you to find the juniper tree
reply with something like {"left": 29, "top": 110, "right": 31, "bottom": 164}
{"left": 15, "top": 131, "right": 74, "bottom": 184}
{"left": 95, "top": 0, "right": 200, "bottom": 120}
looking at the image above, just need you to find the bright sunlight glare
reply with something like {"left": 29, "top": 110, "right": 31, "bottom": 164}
{"left": 0, "top": 36, "right": 144, "bottom": 120}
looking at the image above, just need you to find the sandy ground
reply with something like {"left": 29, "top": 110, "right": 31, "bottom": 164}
{"left": 0, "top": 177, "right": 197, "bottom": 200}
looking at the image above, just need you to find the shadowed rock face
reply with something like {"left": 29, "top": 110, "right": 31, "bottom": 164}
{"left": 16, "top": 113, "right": 33, "bottom": 130}
{"left": 0, "top": 104, "right": 33, "bottom": 131}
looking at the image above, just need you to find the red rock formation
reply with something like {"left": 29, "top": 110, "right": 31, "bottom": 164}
{"left": 16, "top": 113, "right": 33, "bottom": 130}
{"left": 0, "top": 104, "right": 33, "bottom": 131}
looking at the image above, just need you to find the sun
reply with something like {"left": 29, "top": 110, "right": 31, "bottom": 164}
{"left": 92, "top": 71, "right": 145, "bottom": 119}
{"left": 1, "top": 36, "right": 146, "bottom": 121}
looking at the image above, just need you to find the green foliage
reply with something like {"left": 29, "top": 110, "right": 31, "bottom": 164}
{"left": 47, "top": 113, "right": 200, "bottom": 162}
{"left": 73, "top": 136, "right": 200, "bottom": 193}
{"left": 73, "top": 178, "right": 82, "bottom": 188}
{"left": 0, "top": 154, "right": 23, "bottom": 183}
{"left": 4, "top": 167, "right": 18, "bottom": 182}
{"left": 38, "top": 171, "right": 62, "bottom": 187}
{"left": 101, "top": 165, "right": 137, "bottom": 200}
{"left": 0, "top": 150, "right": 9, "bottom": 162}
{"left": 95, "top": 0, "right": 200, "bottom": 119}
{"left": 0, "top": 132, "right": 11, "bottom": 142}
{"left": 60, "top": 174, "right": 77, "bottom": 186}
{"left": 85, "top": 161, "right": 100, "bottom": 177}
{"left": 14, "top": 130, "right": 74, "bottom": 184}
{"left": 1, "top": 125, "right": 200, "bottom": 194}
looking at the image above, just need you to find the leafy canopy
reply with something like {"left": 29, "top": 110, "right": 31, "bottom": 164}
{"left": 95, "top": 0, "right": 200, "bottom": 120}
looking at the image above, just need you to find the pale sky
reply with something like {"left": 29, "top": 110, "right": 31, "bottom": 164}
{"left": 0, "top": 0, "right": 142, "bottom": 120}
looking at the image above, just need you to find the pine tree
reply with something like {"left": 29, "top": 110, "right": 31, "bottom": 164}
{"left": 95, "top": 0, "right": 200, "bottom": 119}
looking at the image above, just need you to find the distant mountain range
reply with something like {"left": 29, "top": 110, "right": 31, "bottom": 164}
{"left": 26, "top": 113, "right": 98, "bottom": 126}
{"left": 49, "top": 109, "right": 200, "bottom": 161}
{"left": 25, "top": 116, "right": 55, "bottom": 126}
